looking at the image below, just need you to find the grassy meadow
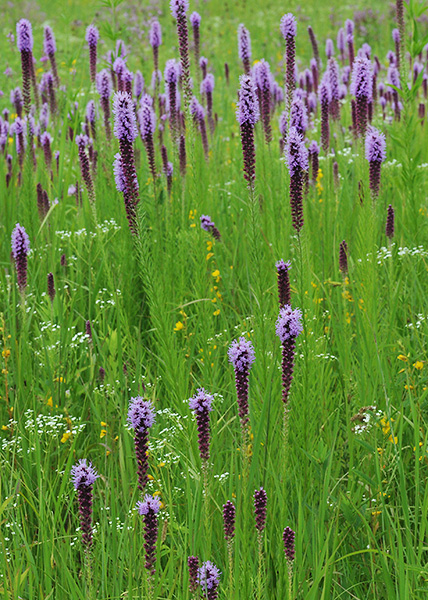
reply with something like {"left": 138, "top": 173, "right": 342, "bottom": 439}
{"left": 1, "top": 0, "right": 428, "bottom": 598}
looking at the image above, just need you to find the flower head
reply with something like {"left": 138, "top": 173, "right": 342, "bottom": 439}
{"left": 254, "top": 487, "right": 268, "bottom": 532}
{"left": 149, "top": 20, "right": 162, "bottom": 48}
{"left": 11, "top": 223, "right": 30, "bottom": 259}
{"left": 164, "top": 59, "right": 180, "bottom": 84}
{"left": 190, "top": 12, "right": 201, "bottom": 27}
{"left": 96, "top": 69, "right": 112, "bottom": 99}
{"left": 70, "top": 459, "right": 99, "bottom": 489}
{"left": 200, "top": 214, "right": 215, "bottom": 231}
{"left": 85, "top": 24, "right": 99, "bottom": 47}
{"left": 137, "top": 494, "right": 161, "bottom": 515}
{"left": 127, "top": 397, "right": 155, "bottom": 431}
{"left": 189, "top": 388, "right": 214, "bottom": 413}
{"left": 228, "top": 337, "right": 255, "bottom": 372}
{"left": 43, "top": 25, "right": 56, "bottom": 55}
{"left": 350, "top": 56, "right": 373, "bottom": 100}
{"left": 170, "top": 0, "right": 189, "bottom": 18}
{"left": 238, "top": 24, "right": 251, "bottom": 63}
{"left": 365, "top": 126, "right": 386, "bottom": 163}
{"left": 113, "top": 91, "right": 138, "bottom": 142}
{"left": 138, "top": 95, "right": 156, "bottom": 139}
{"left": 198, "top": 561, "right": 221, "bottom": 591}
{"left": 276, "top": 259, "right": 291, "bottom": 273}
{"left": 275, "top": 305, "right": 303, "bottom": 342}
{"left": 236, "top": 74, "right": 259, "bottom": 125}
{"left": 16, "top": 19, "right": 33, "bottom": 52}
{"left": 286, "top": 127, "right": 309, "bottom": 177}
{"left": 283, "top": 526, "right": 296, "bottom": 561}
{"left": 201, "top": 73, "right": 215, "bottom": 94}
{"left": 113, "top": 153, "right": 126, "bottom": 192}
{"left": 280, "top": 13, "right": 297, "bottom": 39}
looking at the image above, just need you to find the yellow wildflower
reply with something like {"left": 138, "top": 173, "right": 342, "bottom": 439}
{"left": 174, "top": 321, "right": 184, "bottom": 332}
{"left": 413, "top": 361, "right": 424, "bottom": 370}
{"left": 61, "top": 431, "right": 72, "bottom": 443}
{"left": 46, "top": 397, "right": 53, "bottom": 408}
{"left": 213, "top": 309, "right": 220, "bottom": 316}
{"left": 397, "top": 354, "right": 408, "bottom": 362}
{"left": 100, "top": 430, "right": 107, "bottom": 439}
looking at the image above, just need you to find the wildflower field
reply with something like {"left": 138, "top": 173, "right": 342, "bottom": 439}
{"left": 1, "top": 0, "right": 428, "bottom": 597}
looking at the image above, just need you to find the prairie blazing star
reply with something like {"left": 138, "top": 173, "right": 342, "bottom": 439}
{"left": 40, "top": 131, "right": 52, "bottom": 169}
{"left": 134, "top": 70, "right": 144, "bottom": 100}
{"left": 201, "top": 73, "right": 215, "bottom": 133}
{"left": 237, "top": 24, "right": 251, "bottom": 74}
{"left": 198, "top": 561, "right": 221, "bottom": 600}
{"left": 149, "top": 20, "right": 162, "bottom": 75}
{"left": 76, "top": 134, "right": 95, "bottom": 204}
{"left": 254, "top": 487, "right": 268, "bottom": 532}
{"left": 327, "top": 57, "right": 340, "bottom": 120}
{"left": 351, "top": 56, "right": 373, "bottom": 136}
{"left": 189, "top": 388, "right": 214, "bottom": 462}
{"left": 85, "top": 25, "right": 99, "bottom": 82}
{"left": 254, "top": 59, "right": 272, "bottom": 143}
{"left": 276, "top": 259, "right": 291, "bottom": 308}
{"left": 280, "top": 13, "right": 297, "bottom": 109}
{"left": 386, "top": 204, "right": 395, "bottom": 239}
{"left": 96, "top": 70, "right": 112, "bottom": 139}
{"left": 319, "top": 77, "right": 330, "bottom": 152}
{"left": 236, "top": 74, "right": 259, "bottom": 189}
{"left": 286, "top": 127, "right": 308, "bottom": 233}
{"left": 190, "top": 12, "right": 202, "bottom": 67}
{"left": 191, "top": 96, "right": 209, "bottom": 160}
{"left": 365, "top": 126, "right": 386, "bottom": 197}
{"left": 289, "top": 97, "right": 308, "bottom": 137}
{"left": 346, "top": 19, "right": 355, "bottom": 66}
{"left": 165, "top": 59, "right": 180, "bottom": 142}
{"left": 11, "top": 223, "right": 30, "bottom": 292}
{"left": 276, "top": 305, "right": 303, "bottom": 405}
{"left": 283, "top": 526, "right": 296, "bottom": 598}
{"left": 43, "top": 26, "right": 59, "bottom": 86}
{"left": 339, "top": 240, "right": 348, "bottom": 274}
{"left": 137, "top": 494, "right": 161, "bottom": 576}
{"left": 16, "top": 19, "right": 34, "bottom": 114}
{"left": 188, "top": 556, "right": 199, "bottom": 594}
{"left": 47, "top": 272, "right": 55, "bottom": 303}
{"left": 138, "top": 94, "right": 157, "bottom": 181}
{"left": 228, "top": 336, "right": 255, "bottom": 431}
{"left": 223, "top": 500, "right": 236, "bottom": 541}
{"left": 200, "top": 214, "right": 221, "bottom": 240}
{"left": 70, "top": 459, "right": 98, "bottom": 551}
{"left": 170, "top": 0, "right": 191, "bottom": 110}
{"left": 127, "top": 397, "right": 155, "bottom": 491}
{"left": 308, "top": 140, "right": 320, "bottom": 184}
{"left": 307, "top": 26, "right": 321, "bottom": 72}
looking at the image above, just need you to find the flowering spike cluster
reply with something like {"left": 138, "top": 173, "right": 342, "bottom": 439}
{"left": 283, "top": 526, "right": 296, "bottom": 561}
{"left": 137, "top": 495, "right": 161, "bottom": 576}
{"left": 128, "top": 397, "right": 155, "bottom": 491}
{"left": 138, "top": 95, "right": 157, "bottom": 181}
{"left": 289, "top": 97, "right": 308, "bottom": 137}
{"left": 386, "top": 204, "right": 395, "bottom": 239}
{"left": 11, "top": 223, "right": 30, "bottom": 292}
{"left": 327, "top": 58, "right": 340, "bottom": 120}
{"left": 365, "top": 126, "right": 386, "bottom": 197}
{"left": 70, "top": 459, "right": 98, "bottom": 550}
{"left": 339, "top": 240, "right": 348, "bottom": 274}
{"left": 253, "top": 487, "right": 268, "bottom": 532}
{"left": 228, "top": 336, "right": 255, "bottom": 429}
{"left": 85, "top": 25, "right": 99, "bottom": 82}
{"left": 351, "top": 56, "right": 373, "bottom": 136}
{"left": 286, "top": 127, "right": 308, "bottom": 232}
{"left": 188, "top": 556, "right": 200, "bottom": 593}
{"left": 200, "top": 214, "right": 221, "bottom": 240}
{"left": 255, "top": 59, "right": 272, "bottom": 143}
{"left": 198, "top": 561, "right": 221, "bottom": 600}
{"left": 189, "top": 388, "right": 214, "bottom": 462}
{"left": 236, "top": 75, "right": 259, "bottom": 189}
{"left": 223, "top": 500, "right": 236, "bottom": 541}
{"left": 276, "top": 259, "right": 291, "bottom": 308}
{"left": 280, "top": 13, "right": 297, "bottom": 109}
{"left": 170, "top": 0, "right": 191, "bottom": 110}
{"left": 276, "top": 305, "right": 303, "bottom": 404}
{"left": 238, "top": 24, "right": 251, "bottom": 74}
{"left": 16, "top": 19, "right": 34, "bottom": 114}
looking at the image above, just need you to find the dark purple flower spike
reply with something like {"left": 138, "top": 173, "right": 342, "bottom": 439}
{"left": 281, "top": 14, "right": 297, "bottom": 110}
{"left": 308, "top": 140, "right": 320, "bottom": 184}
{"left": 138, "top": 94, "right": 157, "bottom": 182}
{"left": 170, "top": 0, "right": 192, "bottom": 110}
{"left": 254, "top": 60, "right": 272, "bottom": 143}
{"left": 96, "top": 70, "right": 112, "bottom": 140}
{"left": 286, "top": 127, "right": 308, "bottom": 233}
{"left": 190, "top": 96, "right": 209, "bottom": 160}
{"left": 276, "top": 305, "right": 303, "bottom": 406}
{"left": 188, "top": 556, "right": 199, "bottom": 594}
{"left": 47, "top": 272, "right": 55, "bottom": 303}
{"left": 351, "top": 56, "right": 373, "bottom": 137}
{"left": 276, "top": 259, "right": 291, "bottom": 308}
{"left": 198, "top": 561, "right": 221, "bottom": 600}
{"left": 189, "top": 388, "right": 214, "bottom": 462}
{"left": 190, "top": 12, "right": 201, "bottom": 69}
{"left": 70, "top": 459, "right": 99, "bottom": 551}
{"left": 200, "top": 215, "right": 221, "bottom": 240}
{"left": 76, "top": 134, "right": 95, "bottom": 204}
{"left": 85, "top": 25, "right": 99, "bottom": 83}
{"left": 339, "top": 240, "right": 348, "bottom": 274}
{"left": 136, "top": 495, "right": 161, "bottom": 576}
{"left": 16, "top": 19, "right": 34, "bottom": 115}
{"left": 319, "top": 77, "right": 330, "bottom": 152}
{"left": 238, "top": 24, "right": 251, "bottom": 74}
{"left": 149, "top": 20, "right": 162, "bottom": 77}
{"left": 365, "top": 126, "right": 386, "bottom": 197}
{"left": 43, "top": 26, "right": 59, "bottom": 86}
{"left": 386, "top": 204, "right": 395, "bottom": 239}
{"left": 228, "top": 336, "right": 255, "bottom": 432}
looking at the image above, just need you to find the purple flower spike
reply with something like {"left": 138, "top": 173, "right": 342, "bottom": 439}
{"left": 16, "top": 19, "right": 33, "bottom": 52}
{"left": 149, "top": 20, "right": 162, "bottom": 49}
{"left": 96, "top": 69, "right": 112, "bottom": 139}
{"left": 351, "top": 56, "right": 373, "bottom": 137}
{"left": 289, "top": 97, "right": 308, "bottom": 137}
{"left": 191, "top": 96, "right": 209, "bottom": 160}
{"left": 238, "top": 24, "right": 252, "bottom": 74}
{"left": 191, "top": 12, "right": 201, "bottom": 67}
{"left": 201, "top": 73, "right": 215, "bottom": 132}
{"left": 85, "top": 25, "right": 99, "bottom": 82}
{"left": 327, "top": 58, "right": 340, "bottom": 120}
{"left": 254, "top": 59, "right": 272, "bottom": 143}
{"left": 189, "top": 388, "right": 214, "bottom": 462}
{"left": 128, "top": 397, "right": 155, "bottom": 491}
{"left": 283, "top": 526, "right": 296, "bottom": 562}
{"left": 188, "top": 556, "right": 199, "bottom": 593}
{"left": 228, "top": 336, "right": 255, "bottom": 429}
{"left": 386, "top": 204, "right": 395, "bottom": 238}
{"left": 280, "top": 13, "right": 297, "bottom": 108}
{"left": 70, "top": 459, "right": 98, "bottom": 550}
{"left": 223, "top": 500, "right": 236, "bottom": 541}
{"left": 286, "top": 127, "right": 308, "bottom": 233}
{"left": 339, "top": 240, "right": 348, "bottom": 274}
{"left": 200, "top": 214, "right": 221, "bottom": 240}
{"left": 346, "top": 19, "right": 355, "bottom": 66}
{"left": 43, "top": 26, "right": 59, "bottom": 86}
{"left": 308, "top": 26, "right": 321, "bottom": 72}
{"left": 11, "top": 223, "right": 30, "bottom": 292}
{"left": 138, "top": 95, "right": 157, "bottom": 181}
{"left": 253, "top": 487, "right": 267, "bottom": 532}
{"left": 47, "top": 272, "right": 55, "bottom": 303}
{"left": 365, "top": 126, "right": 386, "bottom": 197}
{"left": 319, "top": 76, "right": 330, "bottom": 152}
{"left": 237, "top": 74, "right": 259, "bottom": 189}
{"left": 113, "top": 91, "right": 137, "bottom": 142}
{"left": 276, "top": 259, "right": 292, "bottom": 308}
{"left": 170, "top": 0, "right": 191, "bottom": 110}
{"left": 76, "top": 134, "right": 95, "bottom": 203}
{"left": 308, "top": 140, "right": 320, "bottom": 184}
{"left": 326, "top": 38, "right": 334, "bottom": 59}
{"left": 16, "top": 19, "right": 34, "bottom": 114}
{"left": 137, "top": 494, "right": 161, "bottom": 576}
{"left": 40, "top": 131, "right": 53, "bottom": 169}
{"left": 198, "top": 561, "right": 221, "bottom": 600}
{"left": 276, "top": 305, "right": 303, "bottom": 404}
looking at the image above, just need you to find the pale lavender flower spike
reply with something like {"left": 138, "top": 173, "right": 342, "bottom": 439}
{"left": 236, "top": 74, "right": 259, "bottom": 125}
{"left": 127, "top": 397, "right": 156, "bottom": 431}
{"left": 70, "top": 458, "right": 99, "bottom": 489}
{"left": 113, "top": 91, "right": 138, "bottom": 142}
{"left": 280, "top": 13, "right": 297, "bottom": 38}
{"left": 198, "top": 561, "right": 221, "bottom": 593}
{"left": 170, "top": 0, "right": 189, "bottom": 18}
{"left": 16, "top": 19, "right": 33, "bottom": 52}
{"left": 275, "top": 305, "right": 303, "bottom": 342}
{"left": 137, "top": 494, "right": 161, "bottom": 515}
{"left": 190, "top": 12, "right": 201, "bottom": 26}
{"left": 85, "top": 24, "right": 99, "bottom": 47}
{"left": 149, "top": 20, "right": 162, "bottom": 48}
{"left": 113, "top": 153, "right": 126, "bottom": 192}
{"left": 43, "top": 25, "right": 56, "bottom": 55}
